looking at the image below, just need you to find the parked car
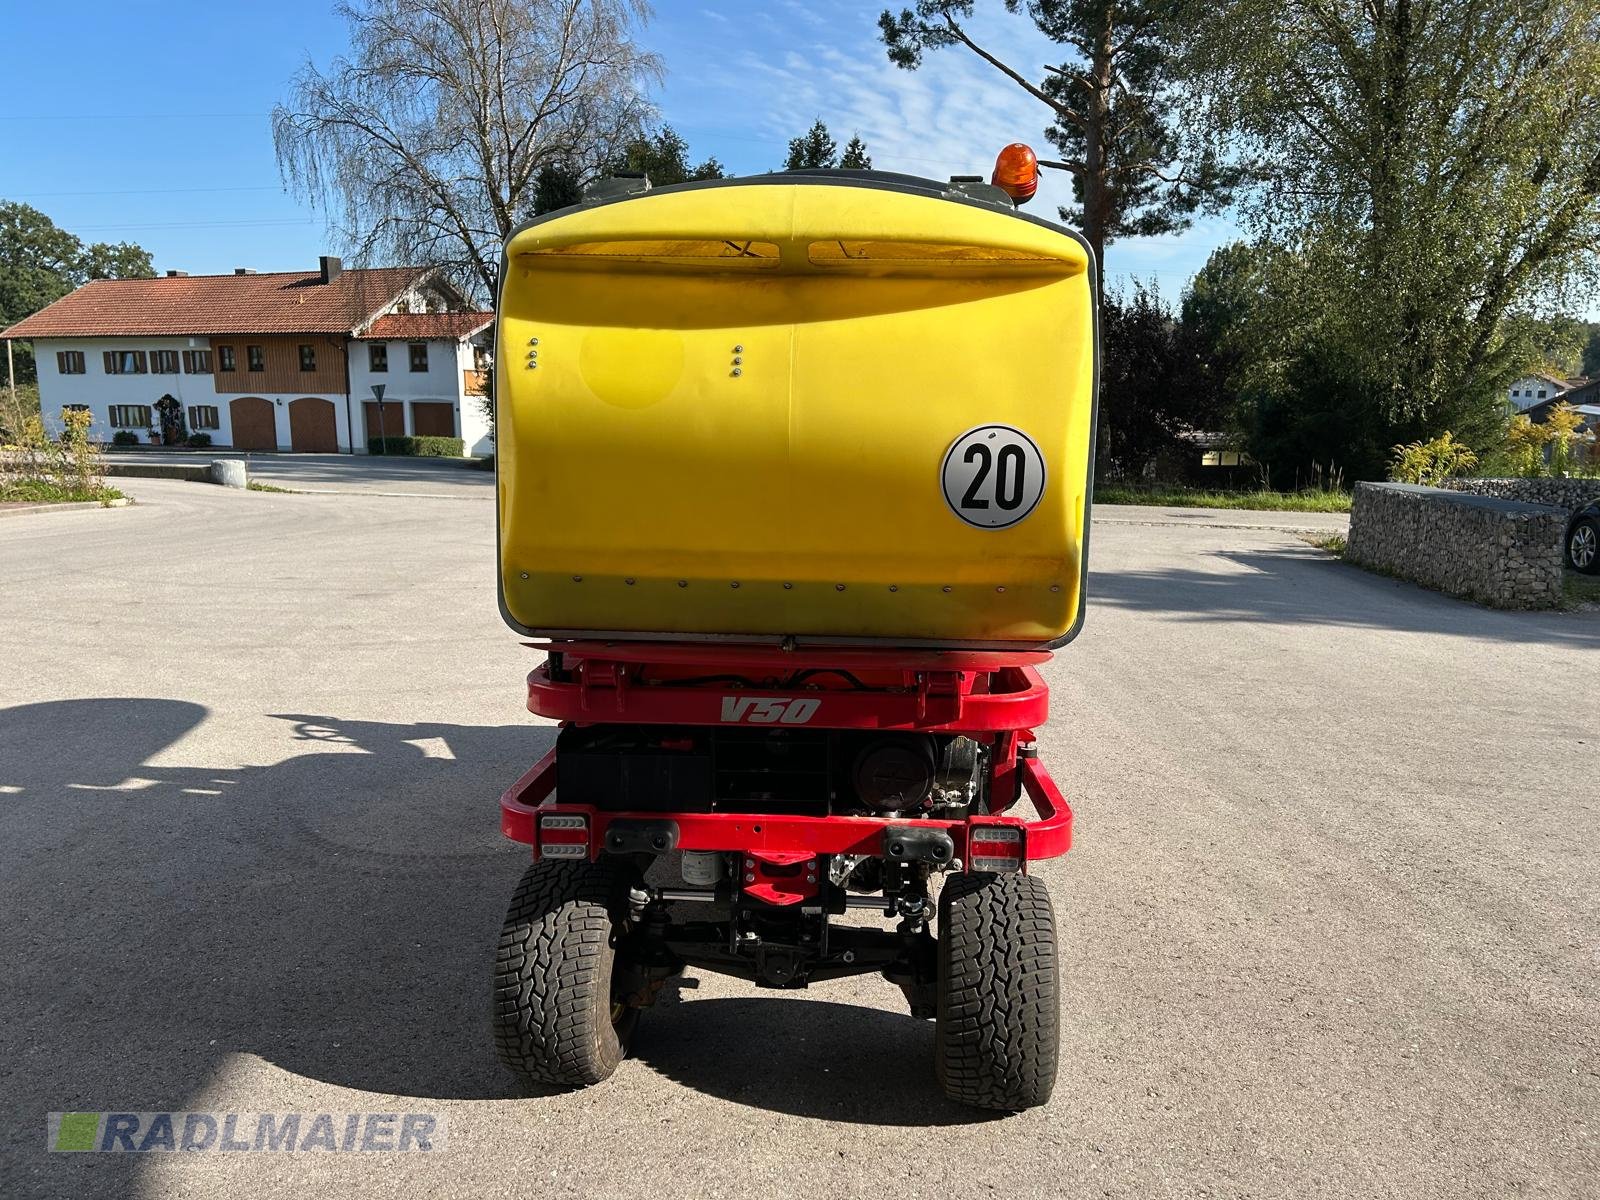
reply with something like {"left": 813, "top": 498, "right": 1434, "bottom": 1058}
{"left": 1567, "top": 499, "right": 1600, "bottom": 574}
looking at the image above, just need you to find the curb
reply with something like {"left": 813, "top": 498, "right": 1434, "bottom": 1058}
{"left": 0, "top": 497, "right": 131, "bottom": 520}
{"left": 1092, "top": 515, "right": 1350, "bottom": 534}
{"left": 283, "top": 487, "right": 487, "bottom": 500}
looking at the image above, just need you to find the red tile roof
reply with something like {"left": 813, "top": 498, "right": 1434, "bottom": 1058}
{"left": 1, "top": 267, "right": 430, "bottom": 338}
{"left": 356, "top": 312, "right": 494, "bottom": 340}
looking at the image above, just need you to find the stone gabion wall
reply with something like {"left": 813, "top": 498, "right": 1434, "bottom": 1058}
{"left": 1439, "top": 477, "right": 1600, "bottom": 511}
{"left": 1346, "top": 482, "right": 1569, "bottom": 609}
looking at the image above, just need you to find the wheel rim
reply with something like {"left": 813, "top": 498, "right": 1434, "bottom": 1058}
{"left": 1573, "top": 525, "right": 1598, "bottom": 569}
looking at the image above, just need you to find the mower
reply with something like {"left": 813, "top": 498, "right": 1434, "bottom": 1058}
{"left": 490, "top": 144, "right": 1098, "bottom": 1111}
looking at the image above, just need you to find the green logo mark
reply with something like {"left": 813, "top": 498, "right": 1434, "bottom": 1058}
{"left": 55, "top": 1113, "right": 102, "bottom": 1152}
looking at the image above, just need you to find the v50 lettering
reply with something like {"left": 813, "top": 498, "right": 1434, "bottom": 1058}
{"left": 719, "top": 697, "right": 821, "bottom": 725}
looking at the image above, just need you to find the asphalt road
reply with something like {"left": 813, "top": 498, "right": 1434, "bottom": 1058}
{"left": 1, "top": 478, "right": 1596, "bottom": 1199}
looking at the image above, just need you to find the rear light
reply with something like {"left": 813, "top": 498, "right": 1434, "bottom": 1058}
{"left": 968, "top": 824, "right": 1025, "bottom": 873}
{"left": 991, "top": 143, "right": 1039, "bottom": 204}
{"left": 538, "top": 813, "right": 590, "bottom": 860}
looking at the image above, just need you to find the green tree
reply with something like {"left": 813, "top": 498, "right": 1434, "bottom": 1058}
{"left": 614, "top": 125, "right": 724, "bottom": 185}
{"left": 840, "top": 134, "right": 873, "bottom": 170}
{"left": 1176, "top": 240, "right": 1395, "bottom": 482}
{"left": 880, "top": 1, "right": 1235, "bottom": 269}
{"left": 1, "top": 202, "right": 82, "bottom": 327}
{"left": 785, "top": 119, "right": 839, "bottom": 170}
{"left": 531, "top": 161, "right": 586, "bottom": 216}
{"left": 1, "top": 201, "right": 155, "bottom": 384}
{"left": 1580, "top": 326, "right": 1600, "bottom": 379}
{"left": 530, "top": 127, "right": 723, "bottom": 217}
{"left": 1187, "top": 0, "right": 1600, "bottom": 469}
{"left": 81, "top": 240, "right": 154, "bottom": 282}
{"left": 1496, "top": 313, "right": 1590, "bottom": 382}
{"left": 1176, "top": 243, "right": 1260, "bottom": 435}
{"left": 1100, "top": 280, "right": 1230, "bottom": 478}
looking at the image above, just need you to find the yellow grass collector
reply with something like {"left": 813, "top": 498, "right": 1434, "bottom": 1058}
{"left": 496, "top": 151, "right": 1097, "bottom": 647}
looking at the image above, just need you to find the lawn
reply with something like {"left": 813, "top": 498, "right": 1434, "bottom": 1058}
{"left": 1095, "top": 484, "right": 1353, "bottom": 513}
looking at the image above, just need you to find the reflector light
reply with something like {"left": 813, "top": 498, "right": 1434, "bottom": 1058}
{"left": 969, "top": 824, "right": 1024, "bottom": 873}
{"left": 991, "top": 143, "right": 1040, "bottom": 204}
{"left": 538, "top": 813, "right": 590, "bottom": 860}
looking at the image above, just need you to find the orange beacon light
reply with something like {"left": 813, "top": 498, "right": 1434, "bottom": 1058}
{"left": 991, "top": 143, "right": 1040, "bottom": 204}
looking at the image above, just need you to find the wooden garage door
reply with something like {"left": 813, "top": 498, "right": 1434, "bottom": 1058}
{"left": 411, "top": 402, "right": 456, "bottom": 438}
{"left": 363, "top": 401, "right": 404, "bottom": 441}
{"left": 289, "top": 397, "right": 337, "bottom": 453}
{"left": 229, "top": 396, "right": 276, "bottom": 451}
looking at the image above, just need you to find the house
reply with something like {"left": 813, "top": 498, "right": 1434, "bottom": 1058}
{"left": 1527, "top": 379, "right": 1600, "bottom": 435}
{"left": 1, "top": 258, "right": 494, "bottom": 456}
{"left": 1506, "top": 371, "right": 1585, "bottom": 413}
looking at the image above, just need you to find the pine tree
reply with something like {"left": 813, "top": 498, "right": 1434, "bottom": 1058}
{"left": 785, "top": 119, "right": 839, "bottom": 170}
{"left": 880, "top": 1, "right": 1233, "bottom": 271}
{"left": 840, "top": 134, "right": 873, "bottom": 170}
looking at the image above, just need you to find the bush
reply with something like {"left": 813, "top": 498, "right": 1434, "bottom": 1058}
{"left": 1480, "top": 404, "right": 1600, "bottom": 478}
{"left": 186, "top": 432, "right": 213, "bottom": 448}
{"left": 0, "top": 382, "right": 41, "bottom": 445}
{"left": 0, "top": 406, "right": 119, "bottom": 504}
{"left": 112, "top": 430, "right": 140, "bottom": 447}
{"left": 1388, "top": 431, "right": 1478, "bottom": 485}
{"left": 366, "top": 435, "right": 465, "bottom": 457}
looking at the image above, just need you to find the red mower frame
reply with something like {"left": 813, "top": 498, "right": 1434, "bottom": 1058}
{"left": 500, "top": 641, "right": 1074, "bottom": 876}
{"left": 493, "top": 639, "right": 1075, "bottom": 1110}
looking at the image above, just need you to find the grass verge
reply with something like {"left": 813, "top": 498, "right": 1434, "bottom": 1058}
{"left": 1302, "top": 533, "right": 1348, "bottom": 555}
{"left": 1, "top": 478, "right": 124, "bottom": 505}
{"left": 1097, "top": 484, "right": 1352, "bottom": 512}
{"left": 246, "top": 481, "right": 297, "bottom": 494}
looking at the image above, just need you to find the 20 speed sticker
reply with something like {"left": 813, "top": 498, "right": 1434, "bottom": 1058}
{"left": 940, "top": 424, "right": 1046, "bottom": 529}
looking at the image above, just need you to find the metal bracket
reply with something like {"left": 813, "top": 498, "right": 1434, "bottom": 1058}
{"left": 603, "top": 818, "right": 680, "bottom": 855}
{"left": 881, "top": 825, "right": 955, "bottom": 867}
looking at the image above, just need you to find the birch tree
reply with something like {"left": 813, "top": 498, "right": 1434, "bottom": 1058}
{"left": 273, "top": 0, "right": 661, "bottom": 301}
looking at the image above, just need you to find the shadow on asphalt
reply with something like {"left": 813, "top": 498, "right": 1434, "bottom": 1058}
{"left": 1, "top": 698, "right": 991, "bottom": 1140}
{"left": 1, "top": 698, "right": 549, "bottom": 1118}
{"left": 631, "top": 991, "right": 1000, "bottom": 1127}
{"left": 1090, "top": 543, "right": 1600, "bottom": 647}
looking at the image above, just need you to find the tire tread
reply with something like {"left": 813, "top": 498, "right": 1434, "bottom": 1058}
{"left": 493, "top": 859, "right": 629, "bottom": 1089}
{"left": 935, "top": 871, "right": 1060, "bottom": 1111}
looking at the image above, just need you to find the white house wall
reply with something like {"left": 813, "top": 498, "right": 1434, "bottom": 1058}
{"left": 348, "top": 338, "right": 484, "bottom": 454}
{"left": 1508, "top": 375, "right": 1565, "bottom": 413}
{"left": 31, "top": 335, "right": 485, "bottom": 454}
{"left": 35, "top": 336, "right": 217, "bottom": 442}
{"left": 457, "top": 340, "right": 494, "bottom": 457}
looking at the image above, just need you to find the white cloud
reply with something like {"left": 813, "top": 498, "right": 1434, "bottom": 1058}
{"left": 655, "top": 0, "right": 1232, "bottom": 296}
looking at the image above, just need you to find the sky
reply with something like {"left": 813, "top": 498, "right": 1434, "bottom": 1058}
{"left": 0, "top": 0, "right": 1233, "bottom": 300}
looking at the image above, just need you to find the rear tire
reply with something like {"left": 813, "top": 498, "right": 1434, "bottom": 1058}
{"left": 493, "top": 859, "right": 638, "bottom": 1089}
{"left": 935, "top": 872, "right": 1059, "bottom": 1111}
{"left": 1568, "top": 516, "right": 1600, "bottom": 575}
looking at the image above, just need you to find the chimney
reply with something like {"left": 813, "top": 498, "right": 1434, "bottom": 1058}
{"left": 234, "top": 267, "right": 256, "bottom": 275}
{"left": 319, "top": 255, "right": 343, "bottom": 284}
{"left": 165, "top": 270, "right": 189, "bottom": 278}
